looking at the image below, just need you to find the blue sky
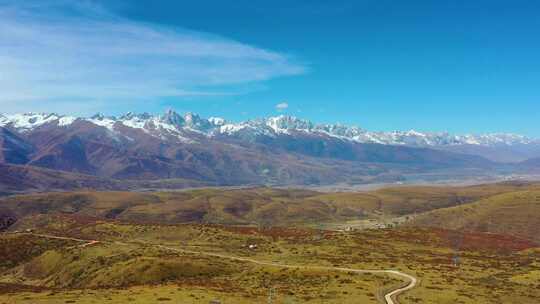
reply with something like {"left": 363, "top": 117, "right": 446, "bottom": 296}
{"left": 1, "top": 0, "right": 539, "bottom": 136}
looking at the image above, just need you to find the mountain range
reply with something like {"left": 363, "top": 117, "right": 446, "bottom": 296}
{"left": 2, "top": 111, "right": 538, "bottom": 151}
{"left": 1, "top": 111, "right": 539, "bottom": 191}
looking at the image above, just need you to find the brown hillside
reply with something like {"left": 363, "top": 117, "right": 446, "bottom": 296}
{"left": 409, "top": 190, "right": 540, "bottom": 243}
{"left": 2, "top": 182, "right": 538, "bottom": 227}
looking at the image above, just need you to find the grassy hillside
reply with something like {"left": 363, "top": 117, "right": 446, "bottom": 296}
{"left": 0, "top": 234, "right": 74, "bottom": 272}
{"left": 0, "top": 216, "right": 539, "bottom": 303}
{"left": 1, "top": 182, "right": 539, "bottom": 303}
{"left": 409, "top": 190, "right": 540, "bottom": 243}
{"left": 2, "top": 182, "right": 536, "bottom": 228}
{"left": 316, "top": 182, "right": 538, "bottom": 216}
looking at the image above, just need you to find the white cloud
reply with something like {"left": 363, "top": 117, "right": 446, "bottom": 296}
{"left": 276, "top": 102, "right": 289, "bottom": 111}
{"left": 0, "top": 1, "right": 305, "bottom": 114}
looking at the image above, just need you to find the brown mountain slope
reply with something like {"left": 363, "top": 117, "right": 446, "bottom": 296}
{"left": 438, "top": 144, "right": 540, "bottom": 163}
{"left": 409, "top": 190, "right": 540, "bottom": 243}
{"left": 0, "top": 119, "right": 499, "bottom": 186}
{"left": 2, "top": 182, "right": 537, "bottom": 227}
{"left": 519, "top": 157, "right": 540, "bottom": 172}
{"left": 0, "top": 163, "right": 124, "bottom": 194}
{"left": 0, "top": 163, "right": 208, "bottom": 195}
{"left": 315, "top": 182, "right": 540, "bottom": 216}
{"left": 0, "top": 128, "right": 33, "bottom": 164}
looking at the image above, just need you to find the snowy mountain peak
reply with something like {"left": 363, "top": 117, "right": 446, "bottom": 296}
{"left": 0, "top": 113, "right": 77, "bottom": 131}
{"left": 91, "top": 113, "right": 105, "bottom": 120}
{"left": 161, "top": 109, "right": 185, "bottom": 126}
{"left": 0, "top": 111, "right": 538, "bottom": 148}
{"left": 208, "top": 117, "right": 226, "bottom": 126}
{"left": 120, "top": 112, "right": 152, "bottom": 121}
{"left": 183, "top": 112, "right": 212, "bottom": 131}
{"left": 265, "top": 115, "right": 314, "bottom": 133}
{"left": 0, "top": 114, "right": 8, "bottom": 127}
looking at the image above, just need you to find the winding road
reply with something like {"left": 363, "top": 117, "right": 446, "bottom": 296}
{"left": 156, "top": 244, "right": 417, "bottom": 304}
{"left": 17, "top": 233, "right": 417, "bottom": 304}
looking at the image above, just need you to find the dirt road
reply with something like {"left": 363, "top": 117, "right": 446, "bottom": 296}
{"left": 17, "top": 233, "right": 417, "bottom": 304}
{"left": 156, "top": 244, "right": 417, "bottom": 304}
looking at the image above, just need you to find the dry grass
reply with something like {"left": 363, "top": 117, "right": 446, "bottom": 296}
{"left": 409, "top": 190, "right": 540, "bottom": 243}
{"left": 4, "top": 182, "right": 539, "bottom": 229}
{"left": 2, "top": 182, "right": 540, "bottom": 303}
{"left": 0, "top": 215, "right": 539, "bottom": 303}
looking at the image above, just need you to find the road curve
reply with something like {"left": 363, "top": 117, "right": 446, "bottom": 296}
{"left": 156, "top": 244, "right": 417, "bottom": 304}
{"left": 383, "top": 270, "right": 417, "bottom": 304}
{"left": 13, "top": 233, "right": 417, "bottom": 304}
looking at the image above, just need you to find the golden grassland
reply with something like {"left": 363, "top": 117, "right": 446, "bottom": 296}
{"left": 0, "top": 215, "right": 539, "bottom": 304}
{"left": 2, "top": 182, "right": 540, "bottom": 303}
{"left": 409, "top": 189, "right": 540, "bottom": 243}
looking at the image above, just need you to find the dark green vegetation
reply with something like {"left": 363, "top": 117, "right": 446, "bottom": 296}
{"left": 1, "top": 182, "right": 540, "bottom": 303}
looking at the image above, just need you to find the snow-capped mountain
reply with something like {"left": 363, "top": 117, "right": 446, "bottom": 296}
{"left": 0, "top": 111, "right": 537, "bottom": 148}
{"left": 1, "top": 110, "right": 538, "bottom": 187}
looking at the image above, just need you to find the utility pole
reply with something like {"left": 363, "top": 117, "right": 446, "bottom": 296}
{"left": 267, "top": 287, "right": 275, "bottom": 304}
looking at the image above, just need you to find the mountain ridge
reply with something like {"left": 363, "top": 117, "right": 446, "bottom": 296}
{"left": 1, "top": 111, "right": 538, "bottom": 149}
{"left": 0, "top": 110, "right": 536, "bottom": 188}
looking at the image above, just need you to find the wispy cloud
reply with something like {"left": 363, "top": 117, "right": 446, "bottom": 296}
{"left": 0, "top": 1, "right": 305, "bottom": 114}
{"left": 276, "top": 102, "right": 289, "bottom": 111}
